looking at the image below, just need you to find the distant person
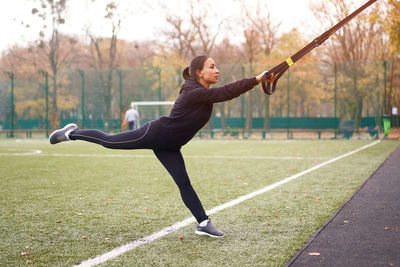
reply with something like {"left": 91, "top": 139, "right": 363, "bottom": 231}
{"left": 122, "top": 104, "right": 140, "bottom": 130}
{"left": 49, "top": 55, "right": 276, "bottom": 238}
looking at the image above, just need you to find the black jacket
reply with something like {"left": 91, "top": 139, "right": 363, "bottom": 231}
{"left": 156, "top": 77, "right": 258, "bottom": 147}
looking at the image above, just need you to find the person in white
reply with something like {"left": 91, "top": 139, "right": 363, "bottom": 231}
{"left": 122, "top": 104, "right": 140, "bottom": 130}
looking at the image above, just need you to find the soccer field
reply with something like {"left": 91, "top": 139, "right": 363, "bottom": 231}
{"left": 1, "top": 139, "right": 399, "bottom": 266}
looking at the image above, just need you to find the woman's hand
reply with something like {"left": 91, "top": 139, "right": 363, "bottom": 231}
{"left": 256, "top": 71, "right": 276, "bottom": 83}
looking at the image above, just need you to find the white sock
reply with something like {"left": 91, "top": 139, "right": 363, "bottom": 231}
{"left": 64, "top": 129, "right": 74, "bottom": 140}
{"left": 199, "top": 219, "right": 209, "bottom": 227}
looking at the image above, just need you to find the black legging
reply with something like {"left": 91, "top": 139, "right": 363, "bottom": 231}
{"left": 69, "top": 121, "right": 208, "bottom": 223}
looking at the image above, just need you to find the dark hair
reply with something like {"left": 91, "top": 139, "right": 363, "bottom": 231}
{"left": 182, "top": 55, "right": 208, "bottom": 81}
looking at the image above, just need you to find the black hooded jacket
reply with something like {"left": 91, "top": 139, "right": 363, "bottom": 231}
{"left": 155, "top": 77, "right": 258, "bottom": 147}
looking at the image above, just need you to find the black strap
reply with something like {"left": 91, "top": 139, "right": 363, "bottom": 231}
{"left": 262, "top": 0, "right": 377, "bottom": 95}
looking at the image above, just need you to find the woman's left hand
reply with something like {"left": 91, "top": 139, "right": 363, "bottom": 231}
{"left": 256, "top": 71, "right": 276, "bottom": 83}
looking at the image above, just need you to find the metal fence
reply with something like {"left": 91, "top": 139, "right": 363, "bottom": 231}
{"left": 0, "top": 60, "right": 398, "bottom": 137}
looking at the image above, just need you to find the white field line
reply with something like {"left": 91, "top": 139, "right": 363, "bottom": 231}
{"left": 0, "top": 149, "right": 42, "bottom": 156}
{"left": 39, "top": 153, "right": 314, "bottom": 160}
{"left": 0, "top": 151, "right": 324, "bottom": 160}
{"left": 75, "top": 140, "right": 381, "bottom": 267}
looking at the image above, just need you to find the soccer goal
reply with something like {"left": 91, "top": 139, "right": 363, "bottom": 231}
{"left": 130, "top": 101, "right": 175, "bottom": 124}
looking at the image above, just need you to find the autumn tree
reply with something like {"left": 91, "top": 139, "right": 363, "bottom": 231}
{"left": 382, "top": 0, "right": 400, "bottom": 116}
{"left": 212, "top": 39, "right": 246, "bottom": 129}
{"left": 0, "top": 41, "right": 83, "bottom": 130}
{"left": 152, "top": 52, "right": 186, "bottom": 102}
{"left": 266, "top": 28, "right": 325, "bottom": 118}
{"left": 386, "top": 0, "right": 400, "bottom": 55}
{"left": 310, "top": 0, "right": 387, "bottom": 128}
{"left": 0, "top": 47, "right": 44, "bottom": 126}
{"left": 241, "top": 26, "right": 260, "bottom": 130}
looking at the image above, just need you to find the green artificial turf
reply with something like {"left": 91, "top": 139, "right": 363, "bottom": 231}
{"left": 0, "top": 139, "right": 398, "bottom": 266}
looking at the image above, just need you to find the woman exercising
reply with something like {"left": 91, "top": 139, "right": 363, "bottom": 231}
{"left": 49, "top": 55, "right": 275, "bottom": 237}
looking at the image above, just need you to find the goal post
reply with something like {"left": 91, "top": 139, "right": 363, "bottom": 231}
{"left": 130, "top": 101, "right": 175, "bottom": 124}
{"left": 130, "top": 101, "right": 175, "bottom": 106}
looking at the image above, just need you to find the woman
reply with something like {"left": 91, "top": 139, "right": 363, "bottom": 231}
{"left": 49, "top": 55, "right": 275, "bottom": 238}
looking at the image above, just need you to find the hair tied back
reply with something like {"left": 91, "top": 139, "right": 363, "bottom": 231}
{"left": 182, "top": 66, "right": 190, "bottom": 80}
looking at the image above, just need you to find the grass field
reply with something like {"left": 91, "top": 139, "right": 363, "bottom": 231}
{"left": 0, "top": 138, "right": 399, "bottom": 266}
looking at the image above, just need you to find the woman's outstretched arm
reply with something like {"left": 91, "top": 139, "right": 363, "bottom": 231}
{"left": 182, "top": 71, "right": 276, "bottom": 104}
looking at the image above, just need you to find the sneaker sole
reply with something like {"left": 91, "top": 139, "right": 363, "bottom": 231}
{"left": 49, "top": 123, "right": 77, "bottom": 144}
{"left": 195, "top": 230, "right": 224, "bottom": 238}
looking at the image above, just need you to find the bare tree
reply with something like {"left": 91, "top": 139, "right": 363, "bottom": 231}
{"left": 31, "top": 0, "right": 77, "bottom": 127}
{"left": 189, "top": 0, "right": 223, "bottom": 56}
{"left": 243, "top": 1, "right": 280, "bottom": 57}
{"left": 87, "top": 1, "right": 122, "bottom": 123}
{"left": 161, "top": 0, "right": 223, "bottom": 58}
{"left": 212, "top": 39, "right": 245, "bottom": 129}
{"left": 241, "top": 27, "right": 260, "bottom": 131}
{"left": 240, "top": 0, "right": 280, "bottom": 130}
{"left": 163, "top": 15, "right": 196, "bottom": 58}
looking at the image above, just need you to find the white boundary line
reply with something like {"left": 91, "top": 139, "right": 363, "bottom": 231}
{"left": 0, "top": 149, "right": 42, "bottom": 156}
{"left": 0, "top": 152, "right": 323, "bottom": 160}
{"left": 40, "top": 154, "right": 317, "bottom": 160}
{"left": 75, "top": 140, "right": 380, "bottom": 267}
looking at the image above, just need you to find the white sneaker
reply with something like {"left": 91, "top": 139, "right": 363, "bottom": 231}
{"left": 49, "top": 123, "right": 77, "bottom": 144}
{"left": 195, "top": 220, "right": 224, "bottom": 238}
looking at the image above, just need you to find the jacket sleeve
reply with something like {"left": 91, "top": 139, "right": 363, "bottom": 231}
{"left": 182, "top": 77, "right": 258, "bottom": 105}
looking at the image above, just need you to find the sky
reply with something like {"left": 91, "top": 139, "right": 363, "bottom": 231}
{"left": 0, "top": 0, "right": 369, "bottom": 54}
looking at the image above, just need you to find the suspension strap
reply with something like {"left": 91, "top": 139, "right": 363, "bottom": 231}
{"left": 262, "top": 0, "right": 377, "bottom": 95}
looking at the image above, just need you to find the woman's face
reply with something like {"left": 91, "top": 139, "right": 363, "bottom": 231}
{"left": 197, "top": 58, "right": 219, "bottom": 87}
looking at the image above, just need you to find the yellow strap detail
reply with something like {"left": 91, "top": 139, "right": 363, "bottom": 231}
{"left": 286, "top": 57, "right": 294, "bottom": 67}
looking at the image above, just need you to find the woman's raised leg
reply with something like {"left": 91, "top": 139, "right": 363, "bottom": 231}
{"left": 50, "top": 122, "right": 155, "bottom": 150}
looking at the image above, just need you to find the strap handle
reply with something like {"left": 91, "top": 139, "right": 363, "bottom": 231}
{"left": 262, "top": 0, "right": 377, "bottom": 95}
{"left": 261, "top": 62, "right": 289, "bottom": 95}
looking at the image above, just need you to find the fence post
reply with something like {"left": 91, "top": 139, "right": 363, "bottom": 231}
{"left": 78, "top": 70, "right": 85, "bottom": 129}
{"left": 383, "top": 61, "right": 387, "bottom": 115}
{"left": 287, "top": 70, "right": 290, "bottom": 139}
{"left": 155, "top": 67, "right": 162, "bottom": 116}
{"left": 117, "top": 69, "right": 123, "bottom": 124}
{"left": 241, "top": 65, "right": 245, "bottom": 125}
{"left": 39, "top": 70, "right": 49, "bottom": 137}
{"left": 45, "top": 72, "right": 49, "bottom": 137}
{"left": 7, "top": 72, "right": 14, "bottom": 137}
{"left": 334, "top": 63, "right": 337, "bottom": 139}
{"left": 334, "top": 63, "right": 337, "bottom": 118}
